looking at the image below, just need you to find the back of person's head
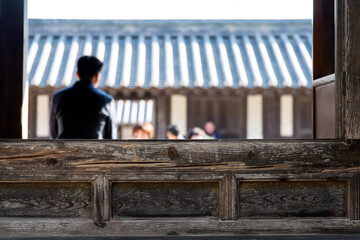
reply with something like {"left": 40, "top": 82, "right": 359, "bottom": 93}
{"left": 188, "top": 127, "right": 205, "bottom": 139}
{"left": 167, "top": 125, "right": 179, "bottom": 139}
{"left": 77, "top": 56, "right": 103, "bottom": 81}
{"left": 132, "top": 122, "right": 154, "bottom": 139}
{"left": 167, "top": 125, "right": 179, "bottom": 136}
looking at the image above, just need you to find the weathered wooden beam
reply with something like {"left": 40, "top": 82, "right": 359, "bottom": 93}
{"left": 2, "top": 218, "right": 360, "bottom": 236}
{"left": 0, "top": 0, "right": 27, "bottom": 138}
{"left": 1, "top": 235, "right": 360, "bottom": 240}
{"left": 1, "top": 140, "right": 359, "bottom": 174}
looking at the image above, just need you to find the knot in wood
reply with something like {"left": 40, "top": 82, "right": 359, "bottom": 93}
{"left": 245, "top": 151, "right": 255, "bottom": 161}
{"left": 94, "top": 221, "right": 107, "bottom": 228}
{"left": 46, "top": 158, "right": 58, "bottom": 166}
{"left": 168, "top": 147, "right": 179, "bottom": 160}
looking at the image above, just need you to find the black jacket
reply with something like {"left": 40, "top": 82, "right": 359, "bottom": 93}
{"left": 49, "top": 81, "right": 117, "bottom": 139}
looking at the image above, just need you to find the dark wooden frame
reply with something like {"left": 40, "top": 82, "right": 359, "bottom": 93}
{"left": 1, "top": 0, "right": 360, "bottom": 237}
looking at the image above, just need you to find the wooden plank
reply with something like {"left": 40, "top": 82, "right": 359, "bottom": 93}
{"left": 347, "top": 173, "right": 360, "bottom": 220}
{"left": 113, "top": 182, "right": 218, "bottom": 218}
{"left": 2, "top": 218, "right": 360, "bottom": 236}
{"left": 239, "top": 181, "right": 346, "bottom": 218}
{"left": 0, "top": 0, "right": 27, "bottom": 138}
{"left": 0, "top": 140, "right": 360, "bottom": 174}
{"left": 92, "top": 175, "right": 112, "bottom": 224}
{"left": 0, "top": 183, "right": 91, "bottom": 218}
{"left": 219, "top": 173, "right": 239, "bottom": 220}
{"left": 344, "top": 0, "right": 360, "bottom": 139}
{"left": 335, "top": 0, "right": 345, "bottom": 139}
{"left": 3, "top": 235, "right": 360, "bottom": 240}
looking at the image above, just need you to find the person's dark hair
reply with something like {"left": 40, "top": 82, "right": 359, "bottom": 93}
{"left": 205, "top": 119, "right": 216, "bottom": 125}
{"left": 77, "top": 56, "right": 103, "bottom": 81}
{"left": 188, "top": 127, "right": 204, "bottom": 139}
{"left": 167, "top": 125, "right": 179, "bottom": 137}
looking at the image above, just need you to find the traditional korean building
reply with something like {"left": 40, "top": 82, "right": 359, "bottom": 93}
{"left": 27, "top": 19, "right": 312, "bottom": 139}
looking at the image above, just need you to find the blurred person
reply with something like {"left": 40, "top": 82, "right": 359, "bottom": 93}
{"left": 204, "top": 120, "right": 221, "bottom": 139}
{"left": 188, "top": 127, "right": 206, "bottom": 140}
{"left": 132, "top": 122, "right": 154, "bottom": 139}
{"left": 49, "top": 56, "right": 117, "bottom": 139}
{"left": 167, "top": 125, "right": 179, "bottom": 139}
{"left": 166, "top": 125, "right": 185, "bottom": 139}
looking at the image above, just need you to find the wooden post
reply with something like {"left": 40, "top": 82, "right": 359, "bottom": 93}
{"left": 92, "top": 175, "right": 112, "bottom": 226}
{"left": 347, "top": 174, "right": 360, "bottom": 220}
{"left": 0, "top": 0, "right": 27, "bottom": 138}
{"left": 219, "top": 173, "right": 239, "bottom": 220}
{"left": 344, "top": 0, "right": 360, "bottom": 139}
{"left": 263, "top": 90, "right": 280, "bottom": 138}
{"left": 155, "top": 94, "right": 170, "bottom": 139}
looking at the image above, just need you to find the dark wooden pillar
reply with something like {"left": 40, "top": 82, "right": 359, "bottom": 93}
{"left": 344, "top": 0, "right": 360, "bottom": 139}
{"left": 313, "top": 0, "right": 335, "bottom": 79}
{"left": 263, "top": 90, "right": 280, "bottom": 138}
{"left": 155, "top": 94, "right": 170, "bottom": 139}
{"left": 0, "top": 0, "right": 27, "bottom": 138}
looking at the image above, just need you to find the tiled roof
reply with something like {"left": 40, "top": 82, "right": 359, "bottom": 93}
{"left": 28, "top": 20, "right": 312, "bottom": 89}
{"left": 116, "top": 99, "right": 154, "bottom": 124}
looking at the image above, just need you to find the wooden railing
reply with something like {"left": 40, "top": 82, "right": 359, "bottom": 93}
{"left": 1, "top": 139, "right": 360, "bottom": 237}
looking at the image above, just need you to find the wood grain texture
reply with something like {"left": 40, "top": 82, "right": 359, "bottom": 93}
{"left": 4, "top": 235, "right": 360, "bottom": 240}
{"left": 347, "top": 173, "right": 360, "bottom": 220}
{"left": 2, "top": 218, "right": 360, "bottom": 236}
{"left": 92, "top": 175, "right": 112, "bottom": 223}
{"left": 344, "top": 0, "right": 360, "bottom": 139}
{"left": 113, "top": 182, "right": 218, "bottom": 217}
{"left": 335, "top": 0, "right": 345, "bottom": 139}
{"left": 239, "top": 181, "right": 346, "bottom": 218}
{"left": 1, "top": 140, "right": 360, "bottom": 176}
{"left": 0, "top": 183, "right": 91, "bottom": 218}
{"left": 219, "top": 173, "right": 239, "bottom": 220}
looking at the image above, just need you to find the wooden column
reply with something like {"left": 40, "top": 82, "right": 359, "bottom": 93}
{"left": 263, "top": 90, "right": 280, "bottom": 138}
{"left": 344, "top": 0, "right": 360, "bottom": 139}
{"left": 155, "top": 94, "right": 170, "bottom": 139}
{"left": 0, "top": 0, "right": 27, "bottom": 138}
{"left": 313, "top": 0, "right": 335, "bottom": 79}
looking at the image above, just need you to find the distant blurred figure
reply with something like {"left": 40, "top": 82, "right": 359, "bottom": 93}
{"left": 167, "top": 125, "right": 179, "bottom": 139}
{"left": 204, "top": 120, "right": 221, "bottom": 139}
{"left": 132, "top": 122, "right": 154, "bottom": 139}
{"left": 188, "top": 127, "right": 206, "bottom": 140}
